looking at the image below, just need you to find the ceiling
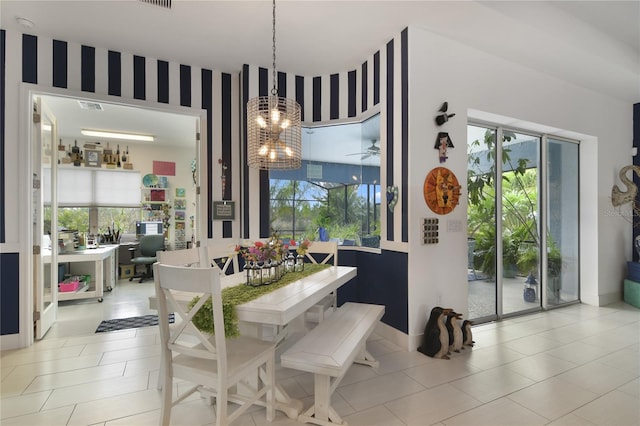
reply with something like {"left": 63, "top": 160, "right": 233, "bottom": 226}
{"left": 4, "top": 1, "right": 639, "bottom": 162}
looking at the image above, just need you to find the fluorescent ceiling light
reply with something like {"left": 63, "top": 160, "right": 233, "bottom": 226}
{"left": 81, "top": 129, "right": 154, "bottom": 142}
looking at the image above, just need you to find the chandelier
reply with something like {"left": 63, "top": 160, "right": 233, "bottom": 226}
{"left": 247, "top": 0, "right": 302, "bottom": 170}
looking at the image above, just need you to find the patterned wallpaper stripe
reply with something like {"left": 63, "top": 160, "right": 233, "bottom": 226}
{"left": 401, "top": 28, "right": 409, "bottom": 242}
{"left": 386, "top": 38, "right": 395, "bottom": 242}
{"left": 0, "top": 30, "right": 4, "bottom": 243}
{"left": 158, "top": 60, "right": 169, "bottom": 103}
{"left": 242, "top": 64, "right": 250, "bottom": 238}
{"left": 348, "top": 70, "right": 356, "bottom": 118}
{"left": 22, "top": 34, "right": 37, "bottom": 83}
{"left": 180, "top": 65, "right": 191, "bottom": 107}
{"left": 133, "top": 55, "right": 145, "bottom": 100}
{"left": 200, "top": 68, "right": 213, "bottom": 238}
{"left": 81, "top": 45, "right": 95, "bottom": 92}
{"left": 221, "top": 72, "right": 232, "bottom": 238}
{"left": 53, "top": 40, "right": 67, "bottom": 88}
{"left": 330, "top": 73, "right": 339, "bottom": 119}
{"left": 361, "top": 61, "right": 368, "bottom": 113}
{"left": 108, "top": 51, "right": 121, "bottom": 96}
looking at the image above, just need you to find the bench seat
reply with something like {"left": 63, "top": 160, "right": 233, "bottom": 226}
{"left": 281, "top": 302, "right": 385, "bottom": 426}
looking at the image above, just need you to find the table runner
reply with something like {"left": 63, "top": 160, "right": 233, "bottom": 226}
{"left": 190, "top": 264, "right": 331, "bottom": 337}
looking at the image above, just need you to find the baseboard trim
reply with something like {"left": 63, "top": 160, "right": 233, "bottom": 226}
{"left": 374, "top": 321, "right": 411, "bottom": 351}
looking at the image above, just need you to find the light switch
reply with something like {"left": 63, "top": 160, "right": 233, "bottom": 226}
{"left": 422, "top": 218, "right": 439, "bottom": 244}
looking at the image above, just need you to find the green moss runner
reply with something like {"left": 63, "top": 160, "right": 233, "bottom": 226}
{"left": 189, "top": 264, "right": 331, "bottom": 337}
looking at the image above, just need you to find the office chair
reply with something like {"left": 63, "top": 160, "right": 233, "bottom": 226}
{"left": 129, "top": 234, "right": 165, "bottom": 283}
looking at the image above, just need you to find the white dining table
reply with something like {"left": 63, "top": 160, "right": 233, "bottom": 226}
{"left": 148, "top": 265, "right": 357, "bottom": 419}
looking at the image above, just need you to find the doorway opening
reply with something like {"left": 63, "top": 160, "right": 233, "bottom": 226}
{"left": 467, "top": 122, "right": 580, "bottom": 322}
{"left": 30, "top": 91, "right": 203, "bottom": 339}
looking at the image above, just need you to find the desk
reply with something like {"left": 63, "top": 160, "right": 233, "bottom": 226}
{"left": 149, "top": 265, "right": 357, "bottom": 418}
{"left": 43, "top": 245, "right": 118, "bottom": 302}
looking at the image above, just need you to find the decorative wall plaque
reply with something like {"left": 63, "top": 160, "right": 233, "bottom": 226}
{"left": 423, "top": 167, "right": 461, "bottom": 215}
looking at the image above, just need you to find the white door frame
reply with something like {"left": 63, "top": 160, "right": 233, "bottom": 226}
{"left": 16, "top": 83, "right": 207, "bottom": 347}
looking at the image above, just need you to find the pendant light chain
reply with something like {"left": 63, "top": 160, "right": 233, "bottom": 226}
{"left": 271, "top": 0, "right": 278, "bottom": 96}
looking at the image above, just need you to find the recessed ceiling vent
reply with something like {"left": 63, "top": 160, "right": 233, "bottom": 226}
{"left": 77, "top": 101, "right": 103, "bottom": 111}
{"left": 138, "top": 0, "right": 172, "bottom": 9}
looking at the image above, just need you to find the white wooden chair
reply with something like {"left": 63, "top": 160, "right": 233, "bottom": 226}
{"left": 153, "top": 257, "right": 275, "bottom": 426}
{"left": 157, "top": 246, "right": 202, "bottom": 267}
{"left": 202, "top": 241, "right": 242, "bottom": 275}
{"left": 304, "top": 241, "right": 339, "bottom": 323}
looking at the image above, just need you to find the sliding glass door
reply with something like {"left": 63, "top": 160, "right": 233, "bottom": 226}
{"left": 545, "top": 138, "right": 579, "bottom": 305}
{"left": 467, "top": 124, "right": 579, "bottom": 322}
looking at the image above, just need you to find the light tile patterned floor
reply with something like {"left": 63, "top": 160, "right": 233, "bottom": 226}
{"left": 1, "top": 280, "right": 639, "bottom": 425}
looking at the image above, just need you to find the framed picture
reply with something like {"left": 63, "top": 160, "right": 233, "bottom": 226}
{"left": 175, "top": 187, "right": 186, "bottom": 198}
{"left": 150, "top": 189, "right": 165, "bottom": 202}
{"left": 174, "top": 198, "right": 186, "bottom": 210}
{"left": 85, "top": 149, "right": 102, "bottom": 167}
{"left": 175, "top": 210, "right": 185, "bottom": 221}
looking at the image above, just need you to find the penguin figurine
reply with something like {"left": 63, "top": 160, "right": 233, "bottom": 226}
{"left": 418, "top": 307, "right": 446, "bottom": 358}
{"left": 445, "top": 311, "right": 456, "bottom": 355}
{"left": 451, "top": 312, "right": 464, "bottom": 353}
{"left": 462, "top": 319, "right": 475, "bottom": 347}
{"left": 434, "top": 308, "right": 452, "bottom": 359}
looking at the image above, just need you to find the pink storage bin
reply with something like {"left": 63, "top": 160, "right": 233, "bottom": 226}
{"left": 59, "top": 279, "right": 80, "bottom": 292}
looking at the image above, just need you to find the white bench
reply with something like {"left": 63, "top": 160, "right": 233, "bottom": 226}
{"left": 281, "top": 302, "right": 385, "bottom": 426}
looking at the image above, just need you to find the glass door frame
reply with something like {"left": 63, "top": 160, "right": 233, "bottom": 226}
{"left": 468, "top": 121, "right": 580, "bottom": 322}
{"left": 33, "top": 95, "right": 59, "bottom": 339}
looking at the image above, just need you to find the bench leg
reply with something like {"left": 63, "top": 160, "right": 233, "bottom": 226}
{"left": 297, "top": 374, "right": 346, "bottom": 426}
{"left": 354, "top": 347, "right": 379, "bottom": 369}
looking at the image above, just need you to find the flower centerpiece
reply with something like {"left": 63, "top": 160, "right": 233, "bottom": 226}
{"left": 293, "top": 239, "right": 311, "bottom": 271}
{"left": 237, "top": 234, "right": 285, "bottom": 286}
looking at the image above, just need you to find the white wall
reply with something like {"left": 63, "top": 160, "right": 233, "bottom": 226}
{"left": 127, "top": 143, "right": 197, "bottom": 245}
{"left": 406, "top": 27, "right": 633, "bottom": 341}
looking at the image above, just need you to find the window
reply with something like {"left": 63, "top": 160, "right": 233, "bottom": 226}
{"left": 44, "top": 168, "right": 140, "bottom": 207}
{"left": 43, "top": 168, "right": 141, "bottom": 236}
{"left": 269, "top": 114, "right": 381, "bottom": 246}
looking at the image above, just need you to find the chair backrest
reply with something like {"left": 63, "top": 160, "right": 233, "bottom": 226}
{"left": 305, "top": 241, "right": 338, "bottom": 266}
{"left": 153, "top": 255, "right": 228, "bottom": 376}
{"left": 157, "top": 247, "right": 202, "bottom": 267}
{"left": 138, "top": 234, "right": 165, "bottom": 257}
{"left": 203, "top": 241, "right": 241, "bottom": 275}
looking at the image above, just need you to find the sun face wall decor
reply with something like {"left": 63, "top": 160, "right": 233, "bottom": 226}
{"left": 423, "top": 167, "right": 462, "bottom": 215}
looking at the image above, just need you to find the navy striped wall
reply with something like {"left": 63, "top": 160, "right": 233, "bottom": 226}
{"left": 241, "top": 28, "right": 409, "bottom": 243}
{"left": 1, "top": 27, "right": 409, "bottom": 336}
{"left": 10, "top": 33, "right": 240, "bottom": 241}
{"left": 241, "top": 29, "right": 409, "bottom": 332}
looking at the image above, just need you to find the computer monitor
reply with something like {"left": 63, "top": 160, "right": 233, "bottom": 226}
{"left": 136, "top": 221, "right": 163, "bottom": 236}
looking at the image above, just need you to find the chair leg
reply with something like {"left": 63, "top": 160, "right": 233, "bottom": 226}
{"left": 266, "top": 355, "right": 275, "bottom": 422}
{"left": 216, "top": 389, "right": 228, "bottom": 426}
{"left": 160, "top": 372, "right": 173, "bottom": 426}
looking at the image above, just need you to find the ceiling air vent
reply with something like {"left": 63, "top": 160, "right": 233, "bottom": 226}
{"left": 77, "top": 101, "right": 104, "bottom": 111}
{"left": 138, "top": 0, "right": 172, "bottom": 9}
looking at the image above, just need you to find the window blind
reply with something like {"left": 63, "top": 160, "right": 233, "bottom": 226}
{"left": 44, "top": 168, "right": 140, "bottom": 207}
{"left": 94, "top": 170, "right": 141, "bottom": 206}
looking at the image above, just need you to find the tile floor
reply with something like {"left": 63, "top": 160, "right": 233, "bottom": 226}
{"left": 1, "top": 279, "right": 639, "bottom": 425}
